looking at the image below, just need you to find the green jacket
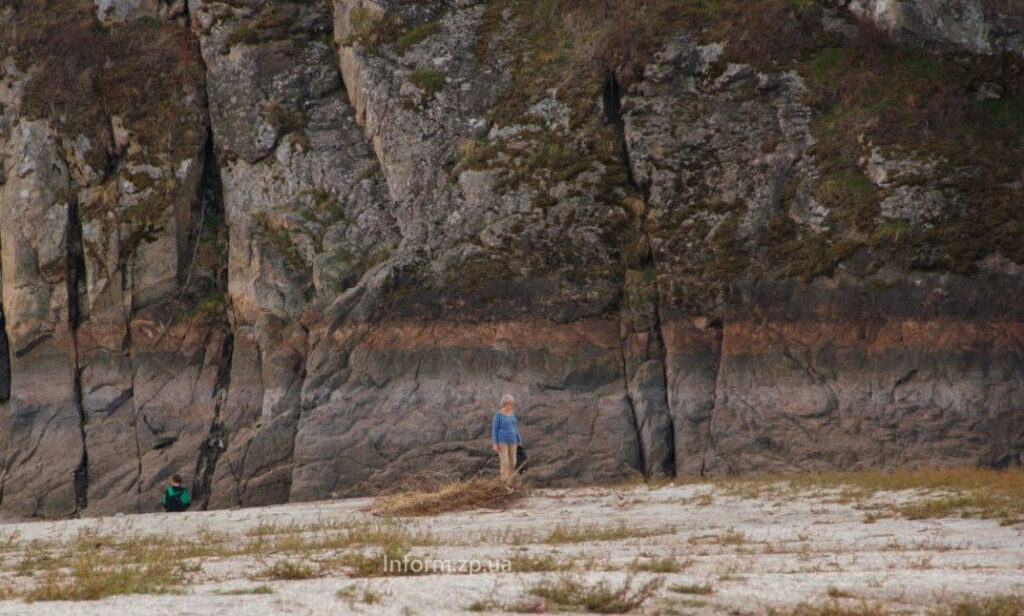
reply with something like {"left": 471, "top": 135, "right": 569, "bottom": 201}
{"left": 162, "top": 485, "right": 191, "bottom": 511}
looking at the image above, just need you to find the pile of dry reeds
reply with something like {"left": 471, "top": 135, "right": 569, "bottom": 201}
{"left": 370, "top": 472, "right": 529, "bottom": 517}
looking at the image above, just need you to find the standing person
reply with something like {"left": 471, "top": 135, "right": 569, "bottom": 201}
{"left": 161, "top": 474, "right": 191, "bottom": 512}
{"left": 491, "top": 394, "right": 521, "bottom": 482}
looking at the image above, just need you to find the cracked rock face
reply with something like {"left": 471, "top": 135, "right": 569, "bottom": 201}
{"left": 0, "top": 5, "right": 231, "bottom": 517}
{"left": 187, "top": 0, "right": 402, "bottom": 508}
{"left": 0, "top": 0, "right": 1021, "bottom": 519}
{"left": 848, "top": 0, "right": 1024, "bottom": 57}
{"left": 0, "top": 120, "right": 83, "bottom": 519}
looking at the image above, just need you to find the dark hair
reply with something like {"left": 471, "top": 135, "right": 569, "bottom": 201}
{"left": 171, "top": 474, "right": 183, "bottom": 484}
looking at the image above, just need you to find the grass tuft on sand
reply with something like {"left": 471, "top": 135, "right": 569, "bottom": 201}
{"left": 928, "top": 595, "right": 1024, "bottom": 616}
{"left": 526, "top": 575, "right": 663, "bottom": 613}
{"left": 716, "top": 468, "right": 1024, "bottom": 524}
{"left": 770, "top": 594, "right": 1024, "bottom": 616}
{"left": 769, "top": 601, "right": 889, "bottom": 616}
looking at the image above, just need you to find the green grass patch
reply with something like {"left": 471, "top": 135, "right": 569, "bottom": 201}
{"left": 797, "top": 27, "right": 1024, "bottom": 272}
{"left": 396, "top": 21, "right": 440, "bottom": 55}
{"left": 814, "top": 171, "right": 877, "bottom": 230}
{"left": 668, "top": 582, "right": 713, "bottom": 595}
{"left": 629, "top": 555, "right": 689, "bottom": 573}
{"left": 221, "top": 6, "right": 294, "bottom": 52}
{"left": 215, "top": 585, "right": 273, "bottom": 595}
{"left": 543, "top": 521, "right": 676, "bottom": 544}
{"left": 805, "top": 47, "right": 849, "bottom": 86}
{"left": 409, "top": 69, "right": 444, "bottom": 96}
{"left": 2, "top": 519, "right": 442, "bottom": 601}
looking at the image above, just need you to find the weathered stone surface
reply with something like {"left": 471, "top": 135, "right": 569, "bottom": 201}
{"left": 188, "top": 0, "right": 400, "bottom": 507}
{"left": 0, "top": 0, "right": 1021, "bottom": 519}
{"left": 294, "top": 305, "right": 641, "bottom": 499}
{"left": 73, "top": 34, "right": 215, "bottom": 514}
{"left": 0, "top": 9, "right": 233, "bottom": 518}
{"left": 620, "top": 269, "right": 674, "bottom": 478}
{"left": 623, "top": 36, "right": 820, "bottom": 308}
{"left": 330, "top": 0, "right": 627, "bottom": 308}
{"left": 662, "top": 317, "right": 722, "bottom": 476}
{"left": 620, "top": 30, "right": 1024, "bottom": 475}
{"left": 0, "top": 120, "right": 83, "bottom": 518}
{"left": 95, "top": 0, "right": 159, "bottom": 23}
{"left": 702, "top": 274, "right": 1024, "bottom": 473}
{"left": 848, "top": 0, "right": 1024, "bottom": 57}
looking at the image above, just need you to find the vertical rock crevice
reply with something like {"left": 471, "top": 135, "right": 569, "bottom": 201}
{"left": 605, "top": 68, "right": 648, "bottom": 477}
{"left": 607, "top": 69, "right": 675, "bottom": 478}
{"left": 193, "top": 331, "right": 231, "bottom": 510}
{"left": 184, "top": 115, "right": 231, "bottom": 509}
{"left": 617, "top": 337, "right": 647, "bottom": 476}
{"left": 186, "top": 108, "right": 231, "bottom": 508}
{"left": 0, "top": 308, "right": 10, "bottom": 404}
{"left": 180, "top": 129, "right": 226, "bottom": 296}
{"left": 66, "top": 198, "right": 89, "bottom": 514}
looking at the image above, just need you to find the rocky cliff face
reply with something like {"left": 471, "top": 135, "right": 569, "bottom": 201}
{"left": 849, "top": 0, "right": 1023, "bottom": 56}
{"left": 0, "top": 0, "right": 1021, "bottom": 518}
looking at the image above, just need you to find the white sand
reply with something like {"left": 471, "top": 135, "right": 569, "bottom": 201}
{"left": 0, "top": 483, "right": 1021, "bottom": 615}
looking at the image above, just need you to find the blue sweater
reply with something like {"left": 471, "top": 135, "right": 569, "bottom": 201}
{"left": 492, "top": 412, "right": 521, "bottom": 445}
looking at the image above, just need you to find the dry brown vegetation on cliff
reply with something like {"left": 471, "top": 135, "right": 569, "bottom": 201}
{"left": 5, "top": 0, "right": 206, "bottom": 160}
{"left": 475, "top": 0, "right": 1024, "bottom": 286}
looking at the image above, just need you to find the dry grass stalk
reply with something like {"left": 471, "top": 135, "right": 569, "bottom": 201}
{"left": 371, "top": 473, "right": 529, "bottom": 517}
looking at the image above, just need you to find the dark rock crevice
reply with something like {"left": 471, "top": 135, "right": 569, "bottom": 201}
{"left": 633, "top": 255, "right": 676, "bottom": 478}
{"left": 14, "top": 334, "right": 53, "bottom": 360}
{"left": 194, "top": 331, "right": 232, "bottom": 510}
{"left": 0, "top": 308, "right": 10, "bottom": 403}
{"left": 66, "top": 197, "right": 89, "bottom": 515}
{"left": 617, "top": 337, "right": 646, "bottom": 476}
{"left": 184, "top": 69, "right": 231, "bottom": 508}
{"left": 607, "top": 69, "right": 675, "bottom": 478}
{"left": 604, "top": 68, "right": 648, "bottom": 476}
{"left": 180, "top": 128, "right": 227, "bottom": 297}
{"left": 178, "top": 0, "right": 224, "bottom": 297}
{"left": 123, "top": 223, "right": 141, "bottom": 514}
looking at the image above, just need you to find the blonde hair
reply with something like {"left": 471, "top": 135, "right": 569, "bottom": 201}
{"left": 501, "top": 394, "right": 515, "bottom": 407}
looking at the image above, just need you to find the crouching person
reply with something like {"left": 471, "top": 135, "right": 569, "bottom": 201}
{"left": 162, "top": 474, "right": 191, "bottom": 512}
